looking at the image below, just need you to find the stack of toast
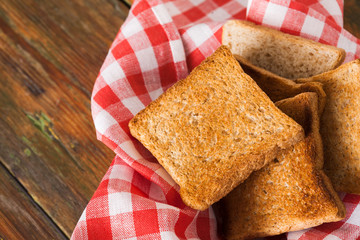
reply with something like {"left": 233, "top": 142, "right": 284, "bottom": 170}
{"left": 129, "top": 19, "right": 359, "bottom": 239}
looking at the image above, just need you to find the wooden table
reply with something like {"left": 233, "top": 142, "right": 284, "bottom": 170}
{"left": 0, "top": 0, "right": 359, "bottom": 239}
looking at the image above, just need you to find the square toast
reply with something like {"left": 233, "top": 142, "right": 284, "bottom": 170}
{"left": 298, "top": 59, "right": 360, "bottom": 194}
{"left": 219, "top": 93, "right": 345, "bottom": 239}
{"left": 129, "top": 46, "right": 304, "bottom": 210}
{"left": 223, "top": 20, "right": 345, "bottom": 79}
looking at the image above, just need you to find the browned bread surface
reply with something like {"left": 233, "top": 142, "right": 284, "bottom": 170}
{"left": 234, "top": 55, "right": 327, "bottom": 115}
{"left": 297, "top": 59, "right": 360, "bottom": 194}
{"left": 129, "top": 46, "right": 304, "bottom": 210}
{"left": 276, "top": 93, "right": 324, "bottom": 169}
{"left": 223, "top": 20, "right": 345, "bottom": 79}
{"left": 220, "top": 93, "right": 345, "bottom": 240}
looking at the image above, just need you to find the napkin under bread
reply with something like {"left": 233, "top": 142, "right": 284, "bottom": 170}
{"left": 72, "top": 0, "right": 360, "bottom": 239}
{"left": 129, "top": 46, "right": 304, "bottom": 210}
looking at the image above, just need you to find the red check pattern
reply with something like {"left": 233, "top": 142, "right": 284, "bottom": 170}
{"left": 72, "top": 0, "right": 360, "bottom": 239}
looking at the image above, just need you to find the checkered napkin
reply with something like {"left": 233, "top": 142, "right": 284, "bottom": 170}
{"left": 71, "top": 0, "right": 360, "bottom": 239}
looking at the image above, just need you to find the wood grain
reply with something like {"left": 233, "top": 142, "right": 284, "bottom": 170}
{"left": 344, "top": 0, "right": 360, "bottom": 39}
{"left": 0, "top": 0, "right": 129, "bottom": 237}
{"left": 0, "top": 164, "right": 67, "bottom": 240}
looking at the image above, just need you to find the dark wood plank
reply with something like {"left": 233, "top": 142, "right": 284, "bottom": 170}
{"left": 344, "top": 0, "right": 360, "bottom": 39}
{"left": 0, "top": 0, "right": 129, "bottom": 237}
{"left": 0, "top": 164, "right": 67, "bottom": 240}
{"left": 1, "top": 0, "right": 129, "bottom": 95}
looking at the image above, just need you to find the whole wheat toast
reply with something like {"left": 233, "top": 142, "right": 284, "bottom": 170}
{"left": 218, "top": 93, "right": 345, "bottom": 240}
{"left": 297, "top": 59, "right": 360, "bottom": 194}
{"left": 223, "top": 20, "right": 345, "bottom": 79}
{"left": 234, "top": 55, "right": 327, "bottom": 115}
{"left": 129, "top": 46, "right": 304, "bottom": 210}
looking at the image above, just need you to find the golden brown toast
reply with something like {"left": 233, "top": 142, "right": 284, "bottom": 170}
{"left": 129, "top": 46, "right": 304, "bottom": 210}
{"left": 219, "top": 93, "right": 345, "bottom": 240}
{"left": 297, "top": 59, "right": 360, "bottom": 194}
{"left": 223, "top": 20, "right": 345, "bottom": 79}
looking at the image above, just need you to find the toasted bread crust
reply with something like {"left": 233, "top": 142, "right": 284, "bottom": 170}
{"left": 219, "top": 93, "right": 345, "bottom": 240}
{"left": 223, "top": 20, "right": 346, "bottom": 79}
{"left": 234, "top": 54, "right": 327, "bottom": 115}
{"left": 129, "top": 46, "right": 304, "bottom": 210}
{"left": 276, "top": 93, "right": 324, "bottom": 169}
{"left": 297, "top": 59, "right": 360, "bottom": 194}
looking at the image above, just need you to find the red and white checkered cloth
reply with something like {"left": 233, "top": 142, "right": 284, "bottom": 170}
{"left": 71, "top": 0, "right": 360, "bottom": 239}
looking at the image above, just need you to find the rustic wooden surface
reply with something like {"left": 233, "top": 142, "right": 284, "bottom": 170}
{"left": 0, "top": 0, "right": 359, "bottom": 239}
{"left": 344, "top": 0, "right": 360, "bottom": 39}
{"left": 0, "top": 0, "right": 129, "bottom": 238}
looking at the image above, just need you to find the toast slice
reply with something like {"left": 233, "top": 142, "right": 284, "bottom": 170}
{"left": 234, "top": 55, "right": 327, "bottom": 115}
{"left": 276, "top": 93, "right": 324, "bottom": 169}
{"left": 297, "top": 59, "right": 360, "bottom": 194}
{"left": 129, "top": 46, "right": 304, "bottom": 210}
{"left": 223, "top": 20, "right": 345, "bottom": 79}
{"left": 219, "top": 93, "right": 345, "bottom": 240}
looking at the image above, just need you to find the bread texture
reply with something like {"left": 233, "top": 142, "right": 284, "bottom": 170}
{"left": 219, "top": 93, "right": 345, "bottom": 240}
{"left": 297, "top": 59, "right": 360, "bottom": 194}
{"left": 234, "top": 55, "right": 327, "bottom": 114}
{"left": 223, "top": 20, "right": 345, "bottom": 79}
{"left": 129, "top": 46, "right": 304, "bottom": 210}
